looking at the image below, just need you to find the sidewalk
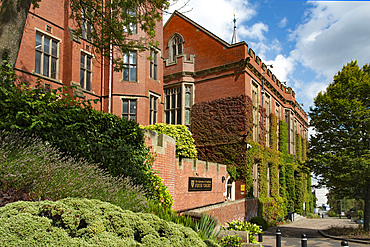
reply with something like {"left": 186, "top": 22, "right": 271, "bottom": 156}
{"left": 260, "top": 217, "right": 370, "bottom": 247}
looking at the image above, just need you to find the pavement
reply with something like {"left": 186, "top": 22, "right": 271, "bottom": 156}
{"left": 260, "top": 217, "right": 370, "bottom": 247}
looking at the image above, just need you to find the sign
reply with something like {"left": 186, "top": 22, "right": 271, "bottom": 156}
{"left": 240, "top": 185, "right": 245, "bottom": 191}
{"left": 188, "top": 177, "right": 212, "bottom": 191}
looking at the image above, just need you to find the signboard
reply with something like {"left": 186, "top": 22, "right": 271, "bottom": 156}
{"left": 240, "top": 185, "right": 245, "bottom": 191}
{"left": 188, "top": 177, "right": 212, "bottom": 191}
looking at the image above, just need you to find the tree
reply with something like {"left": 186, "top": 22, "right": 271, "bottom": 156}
{"left": 0, "top": 0, "right": 169, "bottom": 68}
{"left": 309, "top": 61, "right": 370, "bottom": 230}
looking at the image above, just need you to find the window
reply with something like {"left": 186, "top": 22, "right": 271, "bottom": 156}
{"left": 81, "top": 20, "right": 92, "bottom": 41}
{"left": 122, "top": 99, "right": 137, "bottom": 121}
{"left": 184, "top": 86, "right": 192, "bottom": 126}
{"left": 80, "top": 53, "right": 92, "bottom": 91}
{"left": 122, "top": 51, "right": 137, "bottom": 81}
{"left": 164, "top": 87, "right": 181, "bottom": 124}
{"left": 169, "top": 34, "right": 183, "bottom": 61}
{"left": 35, "top": 33, "right": 58, "bottom": 79}
{"left": 150, "top": 95, "right": 159, "bottom": 124}
{"left": 265, "top": 94, "right": 271, "bottom": 147}
{"left": 251, "top": 81, "right": 259, "bottom": 142}
{"left": 150, "top": 49, "right": 158, "bottom": 80}
{"left": 123, "top": 9, "right": 137, "bottom": 34}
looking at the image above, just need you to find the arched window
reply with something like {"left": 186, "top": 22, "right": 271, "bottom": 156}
{"left": 169, "top": 34, "right": 184, "bottom": 61}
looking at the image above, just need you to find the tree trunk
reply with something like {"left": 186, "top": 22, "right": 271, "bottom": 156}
{"left": 364, "top": 179, "right": 370, "bottom": 231}
{"left": 0, "top": 0, "right": 32, "bottom": 68}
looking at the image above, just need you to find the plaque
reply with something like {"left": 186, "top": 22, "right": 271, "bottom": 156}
{"left": 188, "top": 177, "right": 212, "bottom": 191}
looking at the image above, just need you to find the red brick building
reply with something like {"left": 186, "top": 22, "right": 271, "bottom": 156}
{"left": 14, "top": 0, "right": 164, "bottom": 126}
{"left": 163, "top": 11, "right": 309, "bottom": 200}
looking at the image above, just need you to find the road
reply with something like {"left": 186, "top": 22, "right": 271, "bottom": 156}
{"left": 260, "top": 217, "right": 370, "bottom": 247}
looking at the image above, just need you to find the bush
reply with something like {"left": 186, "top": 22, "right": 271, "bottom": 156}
{"left": 141, "top": 123, "right": 197, "bottom": 158}
{"left": 219, "top": 235, "right": 242, "bottom": 247}
{"left": 0, "top": 130, "right": 147, "bottom": 212}
{"left": 0, "top": 198, "right": 207, "bottom": 246}
{"left": 0, "top": 61, "right": 171, "bottom": 206}
{"left": 222, "top": 220, "right": 262, "bottom": 243}
{"left": 249, "top": 216, "right": 268, "bottom": 231}
{"left": 327, "top": 210, "right": 338, "bottom": 217}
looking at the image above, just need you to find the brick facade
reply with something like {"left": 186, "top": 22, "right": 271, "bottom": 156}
{"left": 15, "top": 1, "right": 164, "bottom": 126}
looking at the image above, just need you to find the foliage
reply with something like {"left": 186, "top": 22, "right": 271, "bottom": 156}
{"left": 257, "top": 197, "right": 286, "bottom": 225}
{"left": 141, "top": 123, "right": 197, "bottom": 158}
{"left": 191, "top": 95, "right": 253, "bottom": 181}
{"left": 278, "top": 121, "right": 288, "bottom": 155}
{"left": 194, "top": 213, "right": 219, "bottom": 242}
{"left": 309, "top": 61, "right": 370, "bottom": 230}
{"left": 0, "top": 60, "right": 170, "bottom": 205}
{"left": 306, "top": 213, "right": 320, "bottom": 219}
{"left": 219, "top": 235, "right": 242, "bottom": 247}
{"left": 0, "top": 198, "right": 207, "bottom": 246}
{"left": 222, "top": 220, "right": 261, "bottom": 243}
{"left": 249, "top": 216, "right": 268, "bottom": 231}
{"left": 0, "top": 130, "right": 147, "bottom": 212}
{"left": 145, "top": 201, "right": 194, "bottom": 228}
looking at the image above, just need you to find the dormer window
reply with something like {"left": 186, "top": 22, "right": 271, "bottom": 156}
{"left": 169, "top": 34, "right": 184, "bottom": 61}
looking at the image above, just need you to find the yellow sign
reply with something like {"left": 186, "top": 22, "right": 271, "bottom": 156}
{"left": 241, "top": 185, "right": 245, "bottom": 191}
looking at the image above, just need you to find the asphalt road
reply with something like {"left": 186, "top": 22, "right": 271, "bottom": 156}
{"left": 260, "top": 217, "right": 370, "bottom": 247}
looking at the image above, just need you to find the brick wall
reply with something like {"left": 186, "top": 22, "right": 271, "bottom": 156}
{"left": 188, "top": 198, "right": 258, "bottom": 225}
{"left": 144, "top": 130, "right": 228, "bottom": 211}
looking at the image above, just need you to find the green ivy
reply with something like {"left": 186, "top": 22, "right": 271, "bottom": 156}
{"left": 141, "top": 123, "right": 197, "bottom": 158}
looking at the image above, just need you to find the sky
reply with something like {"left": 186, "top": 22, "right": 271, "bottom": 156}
{"left": 163, "top": 0, "right": 370, "bottom": 127}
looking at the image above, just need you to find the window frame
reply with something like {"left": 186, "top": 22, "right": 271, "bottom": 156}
{"left": 150, "top": 48, "right": 158, "bottom": 81}
{"left": 34, "top": 30, "right": 60, "bottom": 80}
{"left": 169, "top": 34, "right": 184, "bottom": 62}
{"left": 149, "top": 93, "right": 160, "bottom": 125}
{"left": 122, "top": 98, "right": 137, "bottom": 122}
{"left": 122, "top": 51, "right": 137, "bottom": 82}
{"left": 80, "top": 51, "right": 93, "bottom": 91}
{"left": 123, "top": 9, "right": 137, "bottom": 34}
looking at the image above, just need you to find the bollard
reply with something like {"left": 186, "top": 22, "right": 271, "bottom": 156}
{"left": 341, "top": 240, "right": 349, "bottom": 246}
{"left": 301, "top": 233, "right": 307, "bottom": 247}
{"left": 276, "top": 228, "right": 281, "bottom": 247}
{"left": 258, "top": 225, "right": 263, "bottom": 242}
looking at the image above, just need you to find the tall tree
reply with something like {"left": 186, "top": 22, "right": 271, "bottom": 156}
{"left": 309, "top": 61, "right": 370, "bottom": 230}
{"left": 0, "top": 0, "right": 169, "bottom": 68}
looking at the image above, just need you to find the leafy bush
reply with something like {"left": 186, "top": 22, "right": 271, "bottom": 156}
{"left": 327, "top": 210, "right": 338, "bottom": 217}
{"left": 0, "top": 198, "right": 207, "bottom": 246}
{"left": 249, "top": 216, "right": 268, "bottom": 231}
{"left": 0, "top": 60, "right": 170, "bottom": 205}
{"left": 219, "top": 235, "right": 242, "bottom": 247}
{"left": 357, "top": 210, "right": 364, "bottom": 220}
{"left": 141, "top": 123, "right": 197, "bottom": 158}
{"left": 194, "top": 213, "right": 219, "bottom": 242}
{"left": 0, "top": 130, "right": 147, "bottom": 212}
{"left": 222, "top": 220, "right": 262, "bottom": 243}
{"left": 146, "top": 201, "right": 194, "bottom": 228}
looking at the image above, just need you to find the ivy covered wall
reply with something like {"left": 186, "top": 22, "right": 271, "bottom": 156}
{"left": 191, "top": 94, "right": 313, "bottom": 221}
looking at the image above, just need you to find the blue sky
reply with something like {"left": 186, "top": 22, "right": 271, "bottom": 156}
{"left": 164, "top": 0, "right": 370, "bottom": 122}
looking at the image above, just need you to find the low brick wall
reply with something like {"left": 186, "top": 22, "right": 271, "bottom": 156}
{"left": 187, "top": 198, "right": 258, "bottom": 225}
{"left": 144, "top": 130, "right": 228, "bottom": 211}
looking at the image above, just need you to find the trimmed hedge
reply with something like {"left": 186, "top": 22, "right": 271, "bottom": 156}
{"left": 0, "top": 198, "right": 207, "bottom": 246}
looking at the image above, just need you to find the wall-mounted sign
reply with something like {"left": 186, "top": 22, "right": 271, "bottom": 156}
{"left": 188, "top": 177, "right": 212, "bottom": 191}
{"left": 240, "top": 185, "right": 245, "bottom": 191}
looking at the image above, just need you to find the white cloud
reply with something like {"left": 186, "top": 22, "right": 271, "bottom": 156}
{"left": 164, "top": 0, "right": 257, "bottom": 43}
{"left": 266, "top": 54, "right": 295, "bottom": 83}
{"left": 278, "top": 17, "right": 288, "bottom": 28}
{"left": 291, "top": 1, "right": 370, "bottom": 80}
{"left": 238, "top": 22, "right": 268, "bottom": 41}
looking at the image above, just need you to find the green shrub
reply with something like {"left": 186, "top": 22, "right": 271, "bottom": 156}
{"left": 141, "top": 123, "right": 197, "bottom": 158}
{"left": 249, "top": 216, "right": 268, "bottom": 231}
{"left": 327, "top": 210, "right": 338, "bottom": 217}
{"left": 219, "top": 235, "right": 242, "bottom": 247}
{"left": 0, "top": 198, "right": 207, "bottom": 246}
{"left": 0, "top": 130, "right": 147, "bottom": 212}
{"left": 146, "top": 201, "right": 194, "bottom": 228}
{"left": 0, "top": 61, "right": 170, "bottom": 205}
{"left": 357, "top": 210, "right": 364, "bottom": 219}
{"left": 194, "top": 213, "right": 219, "bottom": 242}
{"left": 222, "top": 220, "right": 262, "bottom": 243}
